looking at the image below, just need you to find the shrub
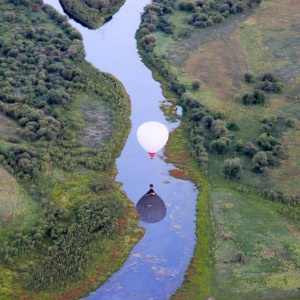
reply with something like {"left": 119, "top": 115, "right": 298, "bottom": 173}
{"left": 242, "top": 93, "right": 254, "bottom": 105}
{"left": 261, "top": 115, "right": 278, "bottom": 126}
{"left": 236, "top": 251, "right": 245, "bottom": 263}
{"left": 286, "top": 118, "right": 296, "bottom": 128}
{"left": 202, "top": 115, "right": 214, "bottom": 129}
{"left": 258, "top": 81, "right": 285, "bottom": 94}
{"left": 243, "top": 142, "right": 259, "bottom": 158}
{"left": 261, "top": 72, "right": 278, "bottom": 82}
{"left": 191, "top": 80, "right": 200, "bottom": 90}
{"left": 219, "top": 4, "right": 230, "bottom": 13}
{"left": 252, "top": 151, "right": 268, "bottom": 173}
{"left": 256, "top": 133, "right": 278, "bottom": 151}
{"left": 210, "top": 137, "right": 231, "bottom": 154}
{"left": 178, "top": 1, "right": 195, "bottom": 11}
{"left": 253, "top": 89, "right": 266, "bottom": 104}
{"left": 234, "top": 2, "right": 247, "bottom": 13}
{"left": 211, "top": 119, "right": 228, "bottom": 138}
{"left": 235, "top": 140, "right": 244, "bottom": 152}
{"left": 221, "top": 157, "right": 241, "bottom": 180}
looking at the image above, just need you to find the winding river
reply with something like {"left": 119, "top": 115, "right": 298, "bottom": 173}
{"left": 44, "top": 1, "right": 198, "bottom": 299}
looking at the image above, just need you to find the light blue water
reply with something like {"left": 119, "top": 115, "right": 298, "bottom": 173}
{"left": 44, "top": 1, "right": 198, "bottom": 299}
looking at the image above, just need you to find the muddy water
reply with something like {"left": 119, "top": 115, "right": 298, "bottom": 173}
{"left": 44, "top": 1, "right": 198, "bottom": 299}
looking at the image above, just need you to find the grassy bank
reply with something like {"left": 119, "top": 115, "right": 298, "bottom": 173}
{"left": 165, "top": 125, "right": 213, "bottom": 299}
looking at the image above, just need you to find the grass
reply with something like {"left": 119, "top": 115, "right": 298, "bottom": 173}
{"left": 211, "top": 188, "right": 300, "bottom": 300}
{"left": 0, "top": 167, "right": 41, "bottom": 233}
{"left": 164, "top": 124, "right": 300, "bottom": 300}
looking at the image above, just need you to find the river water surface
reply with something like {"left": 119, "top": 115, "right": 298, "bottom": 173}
{"left": 44, "top": 1, "right": 198, "bottom": 299}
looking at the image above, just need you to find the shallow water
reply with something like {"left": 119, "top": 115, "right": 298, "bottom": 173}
{"left": 44, "top": 1, "right": 198, "bottom": 299}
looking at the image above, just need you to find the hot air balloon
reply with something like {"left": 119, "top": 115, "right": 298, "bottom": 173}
{"left": 137, "top": 121, "right": 169, "bottom": 158}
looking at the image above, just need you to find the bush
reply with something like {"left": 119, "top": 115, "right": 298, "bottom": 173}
{"left": 191, "top": 80, "right": 200, "bottom": 90}
{"left": 211, "top": 119, "right": 228, "bottom": 138}
{"left": 261, "top": 72, "right": 278, "bottom": 82}
{"left": 210, "top": 137, "right": 231, "bottom": 154}
{"left": 221, "top": 157, "right": 241, "bottom": 180}
{"left": 252, "top": 151, "right": 268, "bottom": 173}
{"left": 258, "top": 81, "right": 285, "bottom": 94}
{"left": 243, "top": 142, "right": 259, "bottom": 158}
{"left": 244, "top": 73, "right": 254, "bottom": 83}
{"left": 243, "top": 90, "right": 266, "bottom": 105}
{"left": 286, "top": 118, "right": 297, "bottom": 128}
{"left": 253, "top": 89, "right": 266, "bottom": 104}
{"left": 256, "top": 133, "right": 278, "bottom": 151}
{"left": 235, "top": 140, "right": 244, "bottom": 152}
{"left": 202, "top": 115, "right": 214, "bottom": 129}
{"left": 178, "top": 1, "right": 195, "bottom": 11}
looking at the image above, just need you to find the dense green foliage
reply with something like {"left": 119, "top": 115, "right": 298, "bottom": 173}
{"left": 2, "top": 193, "right": 124, "bottom": 291}
{"left": 0, "top": 0, "right": 134, "bottom": 295}
{"left": 0, "top": 0, "right": 130, "bottom": 182}
{"left": 60, "top": 0, "right": 125, "bottom": 29}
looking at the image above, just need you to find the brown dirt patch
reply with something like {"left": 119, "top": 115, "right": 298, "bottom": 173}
{"left": 246, "top": 0, "right": 300, "bottom": 83}
{"left": 184, "top": 34, "right": 247, "bottom": 100}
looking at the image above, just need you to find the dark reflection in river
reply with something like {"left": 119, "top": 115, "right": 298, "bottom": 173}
{"left": 136, "top": 184, "right": 167, "bottom": 223}
{"left": 44, "top": 0, "right": 198, "bottom": 299}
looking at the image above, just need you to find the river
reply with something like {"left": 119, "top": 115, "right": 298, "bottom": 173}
{"left": 44, "top": 1, "right": 198, "bottom": 299}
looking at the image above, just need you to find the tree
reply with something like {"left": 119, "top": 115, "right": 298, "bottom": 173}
{"left": 253, "top": 89, "right": 266, "bottom": 104}
{"left": 210, "top": 137, "right": 231, "bottom": 154}
{"left": 242, "top": 93, "right": 254, "bottom": 105}
{"left": 244, "top": 72, "right": 254, "bottom": 83}
{"left": 256, "top": 133, "right": 278, "bottom": 151}
{"left": 221, "top": 157, "right": 241, "bottom": 180}
{"left": 252, "top": 151, "right": 268, "bottom": 173}
{"left": 243, "top": 142, "right": 259, "bottom": 157}
{"left": 262, "top": 72, "right": 278, "bottom": 82}
{"left": 211, "top": 119, "right": 228, "bottom": 137}
{"left": 236, "top": 251, "right": 245, "bottom": 263}
{"left": 191, "top": 80, "right": 200, "bottom": 91}
{"left": 202, "top": 115, "right": 214, "bottom": 129}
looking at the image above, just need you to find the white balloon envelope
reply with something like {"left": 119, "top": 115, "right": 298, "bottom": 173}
{"left": 137, "top": 121, "right": 169, "bottom": 158}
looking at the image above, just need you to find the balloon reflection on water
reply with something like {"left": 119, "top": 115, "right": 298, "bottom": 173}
{"left": 136, "top": 184, "right": 166, "bottom": 223}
